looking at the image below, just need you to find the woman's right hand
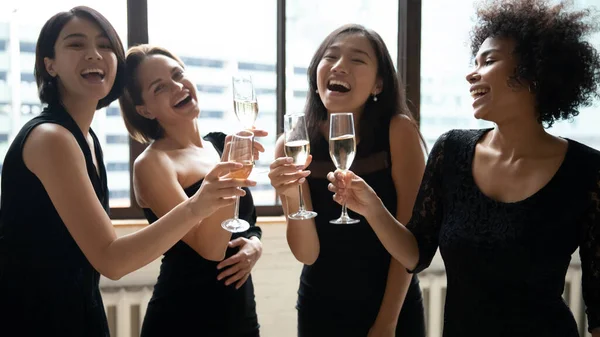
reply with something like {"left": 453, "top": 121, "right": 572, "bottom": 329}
{"left": 327, "top": 170, "right": 380, "bottom": 217}
{"left": 188, "top": 162, "right": 256, "bottom": 219}
{"left": 268, "top": 156, "right": 312, "bottom": 199}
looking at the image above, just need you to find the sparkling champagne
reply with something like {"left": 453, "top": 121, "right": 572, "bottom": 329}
{"left": 225, "top": 161, "right": 254, "bottom": 179}
{"left": 234, "top": 100, "right": 258, "bottom": 129}
{"left": 329, "top": 134, "right": 356, "bottom": 170}
{"left": 284, "top": 140, "right": 310, "bottom": 165}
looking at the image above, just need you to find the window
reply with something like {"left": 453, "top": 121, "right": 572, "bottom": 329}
{"left": 199, "top": 110, "right": 224, "bottom": 119}
{"left": 148, "top": 0, "right": 278, "bottom": 206}
{"left": 420, "top": 0, "right": 600, "bottom": 151}
{"left": 179, "top": 57, "right": 224, "bottom": 69}
{"left": 107, "top": 162, "right": 129, "bottom": 172}
{"left": 19, "top": 42, "right": 36, "bottom": 53}
{"left": 20, "top": 72, "right": 34, "bottom": 83}
{"left": 0, "top": 1, "right": 130, "bottom": 208}
{"left": 196, "top": 85, "right": 227, "bottom": 95}
{"left": 238, "top": 62, "right": 276, "bottom": 72}
{"left": 286, "top": 0, "right": 399, "bottom": 113}
{"left": 106, "top": 134, "right": 129, "bottom": 144}
{"left": 106, "top": 107, "right": 121, "bottom": 117}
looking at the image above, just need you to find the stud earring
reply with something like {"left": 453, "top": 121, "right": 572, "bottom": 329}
{"left": 372, "top": 94, "right": 378, "bottom": 102}
{"left": 315, "top": 89, "right": 318, "bottom": 93}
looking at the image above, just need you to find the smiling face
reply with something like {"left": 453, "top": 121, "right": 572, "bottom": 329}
{"left": 135, "top": 54, "right": 200, "bottom": 125}
{"left": 316, "top": 33, "right": 382, "bottom": 115}
{"left": 466, "top": 37, "right": 536, "bottom": 124}
{"left": 44, "top": 16, "right": 117, "bottom": 103}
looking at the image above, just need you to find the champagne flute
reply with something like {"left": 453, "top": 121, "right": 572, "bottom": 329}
{"left": 284, "top": 113, "right": 317, "bottom": 220}
{"left": 232, "top": 74, "right": 265, "bottom": 175}
{"left": 221, "top": 130, "right": 254, "bottom": 233}
{"left": 329, "top": 113, "right": 359, "bottom": 224}
{"left": 232, "top": 74, "right": 258, "bottom": 130}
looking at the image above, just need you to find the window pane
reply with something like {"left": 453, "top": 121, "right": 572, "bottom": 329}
{"left": 286, "top": 0, "right": 399, "bottom": 116}
{"left": 420, "top": 0, "right": 600, "bottom": 151}
{"left": 0, "top": 1, "right": 131, "bottom": 207}
{"left": 148, "top": 0, "right": 277, "bottom": 206}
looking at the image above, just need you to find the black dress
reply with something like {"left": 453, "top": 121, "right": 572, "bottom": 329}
{"left": 140, "top": 132, "right": 262, "bottom": 337}
{"left": 407, "top": 129, "right": 600, "bottom": 337}
{"left": 298, "top": 127, "right": 426, "bottom": 337}
{"left": 0, "top": 104, "right": 110, "bottom": 336}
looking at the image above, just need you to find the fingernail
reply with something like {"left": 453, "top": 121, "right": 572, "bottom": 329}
{"left": 286, "top": 157, "right": 293, "bottom": 163}
{"left": 299, "top": 178, "right": 306, "bottom": 183}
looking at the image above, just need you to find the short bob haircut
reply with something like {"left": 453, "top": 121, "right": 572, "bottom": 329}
{"left": 34, "top": 6, "right": 126, "bottom": 110}
{"left": 118, "top": 45, "right": 185, "bottom": 144}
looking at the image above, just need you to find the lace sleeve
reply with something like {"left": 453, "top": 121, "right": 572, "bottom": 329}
{"left": 580, "top": 168, "right": 600, "bottom": 333}
{"left": 405, "top": 131, "right": 450, "bottom": 274}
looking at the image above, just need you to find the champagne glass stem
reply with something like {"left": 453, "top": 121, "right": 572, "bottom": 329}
{"left": 341, "top": 203, "right": 350, "bottom": 219}
{"left": 233, "top": 194, "right": 240, "bottom": 220}
{"left": 297, "top": 184, "right": 307, "bottom": 213}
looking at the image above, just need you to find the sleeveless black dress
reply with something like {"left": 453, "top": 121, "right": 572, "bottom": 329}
{"left": 298, "top": 125, "right": 426, "bottom": 337}
{"left": 0, "top": 104, "right": 110, "bottom": 336}
{"left": 140, "top": 132, "right": 261, "bottom": 337}
{"left": 407, "top": 129, "right": 600, "bottom": 336}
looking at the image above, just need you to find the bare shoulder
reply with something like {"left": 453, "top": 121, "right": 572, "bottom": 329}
{"left": 23, "top": 123, "right": 82, "bottom": 170}
{"left": 26, "top": 123, "right": 78, "bottom": 150}
{"left": 134, "top": 145, "right": 174, "bottom": 180}
{"left": 389, "top": 114, "right": 423, "bottom": 150}
{"left": 389, "top": 114, "right": 420, "bottom": 137}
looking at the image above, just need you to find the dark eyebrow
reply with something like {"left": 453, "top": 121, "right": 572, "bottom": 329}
{"left": 63, "top": 32, "right": 108, "bottom": 40}
{"left": 63, "top": 33, "right": 87, "bottom": 40}
{"left": 327, "top": 45, "right": 372, "bottom": 59}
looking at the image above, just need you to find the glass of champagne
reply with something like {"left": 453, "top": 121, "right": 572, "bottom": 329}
{"left": 329, "top": 112, "right": 359, "bottom": 224}
{"left": 232, "top": 74, "right": 258, "bottom": 130}
{"left": 221, "top": 130, "right": 254, "bottom": 233}
{"left": 284, "top": 113, "right": 317, "bottom": 220}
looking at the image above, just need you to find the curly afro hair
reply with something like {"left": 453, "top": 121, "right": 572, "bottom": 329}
{"left": 470, "top": 0, "right": 600, "bottom": 127}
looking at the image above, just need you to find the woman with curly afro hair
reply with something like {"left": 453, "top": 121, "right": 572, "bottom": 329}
{"left": 325, "top": 0, "right": 600, "bottom": 336}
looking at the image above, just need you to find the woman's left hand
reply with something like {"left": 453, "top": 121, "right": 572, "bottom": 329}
{"left": 216, "top": 237, "right": 263, "bottom": 289}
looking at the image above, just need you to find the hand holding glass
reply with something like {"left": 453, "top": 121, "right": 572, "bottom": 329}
{"left": 221, "top": 130, "right": 254, "bottom": 233}
{"left": 284, "top": 113, "right": 317, "bottom": 220}
{"left": 329, "top": 113, "right": 359, "bottom": 224}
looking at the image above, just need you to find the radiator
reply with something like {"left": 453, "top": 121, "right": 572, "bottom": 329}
{"left": 100, "top": 267, "right": 591, "bottom": 337}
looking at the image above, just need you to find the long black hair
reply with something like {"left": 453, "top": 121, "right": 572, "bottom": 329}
{"left": 303, "top": 24, "right": 423, "bottom": 151}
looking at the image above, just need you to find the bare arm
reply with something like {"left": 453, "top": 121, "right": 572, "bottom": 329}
{"left": 329, "top": 132, "right": 449, "bottom": 272}
{"left": 371, "top": 116, "right": 426, "bottom": 331}
{"left": 23, "top": 124, "right": 249, "bottom": 280}
{"left": 133, "top": 151, "right": 233, "bottom": 262}
{"left": 270, "top": 135, "right": 319, "bottom": 265}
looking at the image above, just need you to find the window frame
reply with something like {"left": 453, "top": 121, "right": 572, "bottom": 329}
{"left": 113, "top": 0, "right": 419, "bottom": 219}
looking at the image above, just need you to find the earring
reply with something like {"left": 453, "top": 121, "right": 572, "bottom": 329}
{"left": 372, "top": 94, "right": 378, "bottom": 102}
{"left": 315, "top": 89, "right": 318, "bottom": 93}
{"left": 528, "top": 81, "right": 537, "bottom": 93}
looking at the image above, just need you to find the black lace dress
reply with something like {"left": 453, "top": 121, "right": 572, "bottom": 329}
{"left": 407, "top": 129, "right": 600, "bottom": 337}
